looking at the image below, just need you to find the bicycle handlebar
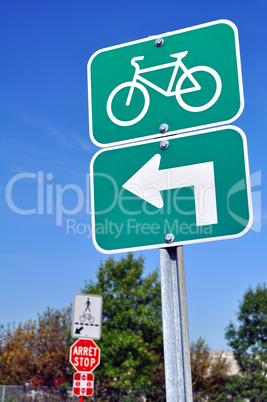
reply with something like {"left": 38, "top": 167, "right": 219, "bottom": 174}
{"left": 131, "top": 56, "right": 145, "bottom": 68}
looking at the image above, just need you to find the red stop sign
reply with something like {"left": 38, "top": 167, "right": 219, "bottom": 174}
{"left": 70, "top": 339, "right": 100, "bottom": 372}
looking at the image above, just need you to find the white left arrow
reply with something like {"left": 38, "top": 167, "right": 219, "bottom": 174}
{"left": 122, "top": 154, "right": 218, "bottom": 226}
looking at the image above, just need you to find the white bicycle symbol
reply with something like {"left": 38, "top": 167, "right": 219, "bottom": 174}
{"left": 107, "top": 51, "right": 222, "bottom": 127}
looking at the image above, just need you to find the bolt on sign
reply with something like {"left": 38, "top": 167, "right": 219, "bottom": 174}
{"left": 90, "top": 126, "right": 253, "bottom": 253}
{"left": 73, "top": 372, "right": 94, "bottom": 397}
{"left": 87, "top": 20, "right": 244, "bottom": 147}
{"left": 69, "top": 338, "right": 100, "bottom": 372}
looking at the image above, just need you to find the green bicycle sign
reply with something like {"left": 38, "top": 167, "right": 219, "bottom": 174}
{"left": 88, "top": 20, "right": 244, "bottom": 147}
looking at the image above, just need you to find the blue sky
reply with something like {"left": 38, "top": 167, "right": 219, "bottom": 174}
{"left": 0, "top": 0, "right": 266, "bottom": 351}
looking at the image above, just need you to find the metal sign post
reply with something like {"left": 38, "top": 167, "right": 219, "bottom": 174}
{"left": 160, "top": 246, "right": 193, "bottom": 401}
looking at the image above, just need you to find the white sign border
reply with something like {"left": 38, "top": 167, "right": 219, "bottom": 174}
{"left": 90, "top": 125, "right": 253, "bottom": 254}
{"left": 87, "top": 19, "right": 244, "bottom": 148}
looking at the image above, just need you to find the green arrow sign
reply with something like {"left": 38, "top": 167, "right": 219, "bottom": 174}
{"left": 90, "top": 126, "right": 252, "bottom": 253}
{"left": 88, "top": 20, "right": 244, "bottom": 147}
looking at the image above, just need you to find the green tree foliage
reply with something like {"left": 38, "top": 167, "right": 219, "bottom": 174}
{"left": 0, "top": 307, "right": 72, "bottom": 386}
{"left": 191, "top": 337, "right": 229, "bottom": 401}
{"left": 225, "top": 283, "right": 267, "bottom": 401}
{"left": 81, "top": 253, "right": 165, "bottom": 401}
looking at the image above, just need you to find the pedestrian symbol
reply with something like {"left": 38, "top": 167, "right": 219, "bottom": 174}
{"left": 79, "top": 298, "right": 95, "bottom": 324}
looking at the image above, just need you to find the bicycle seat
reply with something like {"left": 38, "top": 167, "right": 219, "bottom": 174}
{"left": 170, "top": 51, "right": 188, "bottom": 59}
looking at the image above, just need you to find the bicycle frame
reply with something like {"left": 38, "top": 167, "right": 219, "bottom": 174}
{"left": 126, "top": 52, "right": 200, "bottom": 105}
{"left": 107, "top": 50, "right": 222, "bottom": 127}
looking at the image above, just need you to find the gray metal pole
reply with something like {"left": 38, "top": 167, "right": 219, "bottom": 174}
{"left": 160, "top": 245, "right": 193, "bottom": 401}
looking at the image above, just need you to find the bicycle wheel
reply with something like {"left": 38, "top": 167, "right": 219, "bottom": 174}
{"left": 106, "top": 81, "right": 149, "bottom": 126}
{"left": 79, "top": 315, "right": 86, "bottom": 323}
{"left": 89, "top": 315, "right": 95, "bottom": 324}
{"left": 176, "top": 66, "right": 222, "bottom": 112}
